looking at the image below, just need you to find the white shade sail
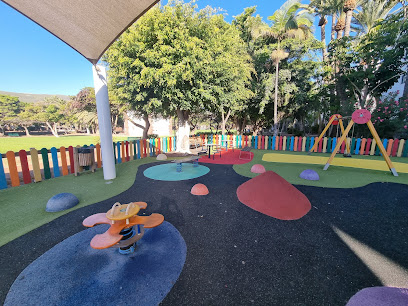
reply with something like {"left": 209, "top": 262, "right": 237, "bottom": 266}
{"left": 2, "top": 0, "right": 159, "bottom": 64}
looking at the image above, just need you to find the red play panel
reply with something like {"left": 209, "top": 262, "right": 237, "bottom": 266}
{"left": 237, "top": 171, "right": 311, "bottom": 220}
{"left": 199, "top": 149, "right": 253, "bottom": 165}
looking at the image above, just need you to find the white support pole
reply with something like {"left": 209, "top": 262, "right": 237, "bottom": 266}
{"left": 92, "top": 65, "right": 116, "bottom": 180}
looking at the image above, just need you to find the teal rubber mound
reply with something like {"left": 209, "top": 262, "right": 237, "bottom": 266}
{"left": 144, "top": 163, "right": 210, "bottom": 181}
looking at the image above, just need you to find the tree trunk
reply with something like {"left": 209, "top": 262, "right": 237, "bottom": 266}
{"left": 331, "top": 13, "right": 337, "bottom": 41}
{"left": 273, "top": 60, "right": 280, "bottom": 136}
{"left": 86, "top": 126, "right": 91, "bottom": 135}
{"left": 221, "top": 110, "right": 231, "bottom": 136}
{"left": 344, "top": 10, "right": 353, "bottom": 37}
{"left": 176, "top": 109, "right": 191, "bottom": 154}
{"left": 125, "top": 113, "right": 150, "bottom": 139}
{"left": 46, "top": 122, "right": 59, "bottom": 137}
{"left": 24, "top": 126, "right": 30, "bottom": 136}
{"left": 142, "top": 114, "right": 150, "bottom": 139}
{"left": 320, "top": 17, "right": 328, "bottom": 61}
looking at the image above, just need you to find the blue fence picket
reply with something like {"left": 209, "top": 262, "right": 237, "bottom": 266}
{"left": 137, "top": 140, "right": 141, "bottom": 159}
{"left": 50, "top": 147, "right": 60, "bottom": 177}
{"left": 355, "top": 138, "right": 361, "bottom": 155}
{"left": 289, "top": 136, "right": 294, "bottom": 151}
{"left": 331, "top": 137, "right": 337, "bottom": 153}
{"left": 0, "top": 156, "right": 7, "bottom": 189}
{"left": 117, "top": 142, "right": 121, "bottom": 163}
{"left": 309, "top": 137, "right": 314, "bottom": 152}
{"left": 381, "top": 139, "right": 388, "bottom": 156}
{"left": 272, "top": 136, "right": 276, "bottom": 150}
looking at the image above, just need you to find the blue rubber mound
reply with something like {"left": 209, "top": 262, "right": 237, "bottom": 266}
{"left": 46, "top": 193, "right": 79, "bottom": 212}
{"left": 5, "top": 221, "right": 186, "bottom": 306}
{"left": 144, "top": 162, "right": 210, "bottom": 181}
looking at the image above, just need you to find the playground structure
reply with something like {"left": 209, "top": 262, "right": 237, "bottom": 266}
{"left": 309, "top": 114, "right": 352, "bottom": 157}
{"left": 310, "top": 110, "right": 398, "bottom": 176}
{"left": 172, "top": 156, "right": 201, "bottom": 172}
{"left": 83, "top": 202, "right": 164, "bottom": 254}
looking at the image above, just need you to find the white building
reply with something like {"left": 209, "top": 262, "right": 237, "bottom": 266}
{"left": 125, "top": 113, "right": 173, "bottom": 137}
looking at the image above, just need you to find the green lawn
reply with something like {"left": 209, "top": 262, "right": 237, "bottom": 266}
{"left": 0, "top": 157, "right": 158, "bottom": 247}
{"left": 0, "top": 135, "right": 128, "bottom": 152}
{"left": 234, "top": 149, "right": 408, "bottom": 188}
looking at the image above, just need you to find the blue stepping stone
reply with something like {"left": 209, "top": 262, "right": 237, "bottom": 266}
{"left": 299, "top": 169, "right": 320, "bottom": 181}
{"left": 46, "top": 193, "right": 79, "bottom": 212}
{"left": 5, "top": 221, "right": 186, "bottom": 306}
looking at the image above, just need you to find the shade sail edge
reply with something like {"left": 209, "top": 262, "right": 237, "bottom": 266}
{"left": 2, "top": 0, "right": 160, "bottom": 64}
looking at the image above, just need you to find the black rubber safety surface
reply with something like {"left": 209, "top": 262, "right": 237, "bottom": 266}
{"left": 1, "top": 161, "right": 407, "bottom": 305}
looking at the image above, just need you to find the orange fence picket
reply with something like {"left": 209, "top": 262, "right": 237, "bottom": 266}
{"left": 6, "top": 151, "right": 20, "bottom": 187}
{"left": 60, "top": 146, "right": 69, "bottom": 176}
{"left": 95, "top": 144, "right": 102, "bottom": 168}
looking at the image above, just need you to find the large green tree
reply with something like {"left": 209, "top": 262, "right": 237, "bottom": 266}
{"left": 0, "top": 94, "right": 21, "bottom": 134}
{"left": 104, "top": 1, "right": 253, "bottom": 151}
{"left": 329, "top": 10, "right": 407, "bottom": 110}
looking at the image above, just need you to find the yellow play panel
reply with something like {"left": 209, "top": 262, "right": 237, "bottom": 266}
{"left": 262, "top": 153, "right": 408, "bottom": 174}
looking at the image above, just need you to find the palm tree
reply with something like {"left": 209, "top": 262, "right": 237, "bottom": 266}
{"left": 343, "top": 0, "right": 358, "bottom": 36}
{"left": 353, "top": 0, "right": 399, "bottom": 35}
{"left": 252, "top": 0, "right": 313, "bottom": 135}
{"left": 311, "top": 0, "right": 345, "bottom": 57}
{"left": 335, "top": 12, "right": 347, "bottom": 38}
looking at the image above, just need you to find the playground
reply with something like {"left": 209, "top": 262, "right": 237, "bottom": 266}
{"left": 1, "top": 144, "right": 408, "bottom": 305}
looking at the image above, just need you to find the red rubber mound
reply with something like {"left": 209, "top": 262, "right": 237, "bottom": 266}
{"left": 191, "top": 183, "right": 209, "bottom": 195}
{"left": 199, "top": 150, "right": 253, "bottom": 165}
{"left": 251, "top": 164, "right": 266, "bottom": 173}
{"left": 237, "top": 171, "right": 311, "bottom": 220}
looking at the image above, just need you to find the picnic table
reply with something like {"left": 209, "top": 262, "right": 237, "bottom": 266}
{"left": 172, "top": 156, "right": 201, "bottom": 172}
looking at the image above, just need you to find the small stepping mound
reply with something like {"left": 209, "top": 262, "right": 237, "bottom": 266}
{"left": 156, "top": 153, "right": 167, "bottom": 160}
{"left": 346, "top": 287, "right": 408, "bottom": 306}
{"left": 46, "top": 193, "right": 79, "bottom": 212}
{"left": 251, "top": 164, "right": 266, "bottom": 173}
{"left": 299, "top": 169, "right": 319, "bottom": 181}
{"left": 236, "top": 171, "right": 311, "bottom": 220}
{"left": 191, "top": 183, "right": 209, "bottom": 195}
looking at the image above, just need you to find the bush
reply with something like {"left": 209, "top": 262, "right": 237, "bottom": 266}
{"left": 371, "top": 92, "right": 408, "bottom": 139}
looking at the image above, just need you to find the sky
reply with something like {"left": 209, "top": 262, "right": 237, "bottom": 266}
{"left": 0, "top": 1, "right": 313, "bottom": 96}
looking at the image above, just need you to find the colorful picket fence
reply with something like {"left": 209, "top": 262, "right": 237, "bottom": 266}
{"left": 2, "top": 134, "right": 408, "bottom": 190}
{"left": 199, "top": 134, "right": 408, "bottom": 159}
{"left": 0, "top": 136, "right": 177, "bottom": 190}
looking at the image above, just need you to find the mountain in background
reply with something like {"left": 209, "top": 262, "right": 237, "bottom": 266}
{"left": 0, "top": 90, "right": 71, "bottom": 103}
